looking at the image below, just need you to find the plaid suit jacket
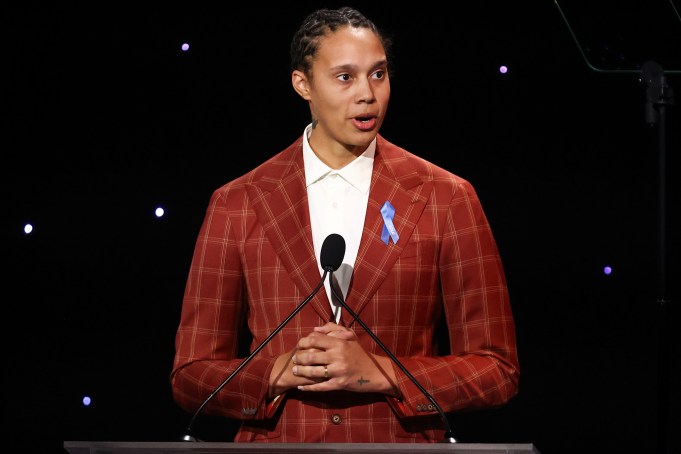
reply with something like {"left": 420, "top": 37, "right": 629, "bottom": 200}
{"left": 171, "top": 134, "right": 519, "bottom": 442}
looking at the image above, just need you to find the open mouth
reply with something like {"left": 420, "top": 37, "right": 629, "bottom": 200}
{"left": 353, "top": 116, "right": 376, "bottom": 131}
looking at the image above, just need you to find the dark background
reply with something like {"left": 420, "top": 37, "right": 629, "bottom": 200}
{"left": 5, "top": 1, "right": 680, "bottom": 453}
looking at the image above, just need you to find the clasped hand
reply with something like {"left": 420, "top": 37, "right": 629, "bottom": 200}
{"left": 269, "top": 322, "right": 397, "bottom": 397}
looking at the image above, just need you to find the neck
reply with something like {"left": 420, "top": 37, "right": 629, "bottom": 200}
{"left": 309, "top": 133, "right": 369, "bottom": 170}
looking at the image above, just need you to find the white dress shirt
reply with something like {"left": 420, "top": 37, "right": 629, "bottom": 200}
{"left": 302, "top": 124, "right": 375, "bottom": 322}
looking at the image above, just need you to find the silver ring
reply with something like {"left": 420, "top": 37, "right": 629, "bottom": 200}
{"left": 323, "top": 365, "right": 329, "bottom": 379}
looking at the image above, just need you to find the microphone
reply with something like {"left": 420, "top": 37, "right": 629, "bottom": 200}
{"left": 327, "top": 235, "right": 457, "bottom": 443}
{"left": 181, "top": 233, "right": 345, "bottom": 442}
{"left": 319, "top": 233, "right": 345, "bottom": 272}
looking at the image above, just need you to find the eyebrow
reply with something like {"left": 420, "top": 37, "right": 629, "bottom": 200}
{"left": 329, "top": 59, "right": 388, "bottom": 73}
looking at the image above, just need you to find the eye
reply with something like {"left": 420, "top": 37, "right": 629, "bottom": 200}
{"left": 372, "top": 70, "right": 386, "bottom": 80}
{"left": 337, "top": 73, "right": 351, "bottom": 82}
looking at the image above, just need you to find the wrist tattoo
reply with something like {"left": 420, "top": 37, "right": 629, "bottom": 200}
{"left": 357, "top": 376, "right": 369, "bottom": 386}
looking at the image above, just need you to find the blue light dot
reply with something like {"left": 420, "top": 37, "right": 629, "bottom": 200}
{"left": 82, "top": 396, "right": 92, "bottom": 406}
{"left": 24, "top": 224, "right": 33, "bottom": 234}
{"left": 155, "top": 207, "right": 165, "bottom": 218}
{"left": 181, "top": 43, "right": 190, "bottom": 52}
{"left": 499, "top": 65, "right": 508, "bottom": 74}
{"left": 603, "top": 266, "right": 612, "bottom": 275}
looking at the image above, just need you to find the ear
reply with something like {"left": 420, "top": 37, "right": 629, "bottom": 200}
{"left": 292, "top": 70, "right": 312, "bottom": 101}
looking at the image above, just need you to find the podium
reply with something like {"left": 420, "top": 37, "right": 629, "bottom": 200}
{"left": 64, "top": 441, "right": 541, "bottom": 454}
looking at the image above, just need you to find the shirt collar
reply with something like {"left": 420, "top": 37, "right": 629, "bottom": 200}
{"left": 302, "top": 123, "right": 375, "bottom": 194}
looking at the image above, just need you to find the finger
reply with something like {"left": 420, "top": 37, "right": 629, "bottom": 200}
{"left": 313, "top": 322, "right": 344, "bottom": 334}
{"left": 291, "top": 348, "right": 324, "bottom": 365}
{"left": 326, "top": 329, "right": 355, "bottom": 340}
{"left": 292, "top": 348, "right": 329, "bottom": 366}
{"left": 291, "top": 364, "right": 329, "bottom": 381}
{"left": 297, "top": 331, "right": 337, "bottom": 351}
{"left": 297, "top": 381, "right": 335, "bottom": 392}
{"left": 296, "top": 365, "right": 334, "bottom": 392}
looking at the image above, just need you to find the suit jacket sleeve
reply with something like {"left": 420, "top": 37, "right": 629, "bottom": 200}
{"left": 170, "top": 184, "right": 276, "bottom": 421}
{"left": 383, "top": 176, "right": 519, "bottom": 418}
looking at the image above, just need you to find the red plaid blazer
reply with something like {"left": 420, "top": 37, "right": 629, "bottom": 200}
{"left": 171, "top": 134, "right": 519, "bottom": 442}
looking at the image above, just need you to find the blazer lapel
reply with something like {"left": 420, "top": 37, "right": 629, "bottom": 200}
{"left": 342, "top": 136, "right": 432, "bottom": 327}
{"left": 246, "top": 138, "right": 334, "bottom": 322}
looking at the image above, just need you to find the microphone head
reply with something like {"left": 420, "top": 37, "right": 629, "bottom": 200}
{"left": 320, "top": 233, "right": 345, "bottom": 271}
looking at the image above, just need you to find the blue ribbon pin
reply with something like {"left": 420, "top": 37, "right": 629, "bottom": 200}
{"left": 380, "top": 201, "right": 399, "bottom": 245}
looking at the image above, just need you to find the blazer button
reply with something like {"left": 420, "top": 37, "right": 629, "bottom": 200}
{"left": 331, "top": 414, "right": 342, "bottom": 425}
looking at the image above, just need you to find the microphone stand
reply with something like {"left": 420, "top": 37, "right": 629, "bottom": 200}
{"left": 553, "top": 4, "right": 678, "bottom": 451}
{"left": 640, "top": 60, "right": 674, "bottom": 454}
{"left": 181, "top": 269, "right": 330, "bottom": 442}
{"left": 329, "top": 274, "right": 457, "bottom": 443}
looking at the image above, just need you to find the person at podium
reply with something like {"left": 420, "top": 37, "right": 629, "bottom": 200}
{"left": 171, "top": 6, "right": 519, "bottom": 443}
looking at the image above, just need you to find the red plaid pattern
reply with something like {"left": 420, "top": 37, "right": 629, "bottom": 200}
{"left": 171, "top": 135, "right": 519, "bottom": 442}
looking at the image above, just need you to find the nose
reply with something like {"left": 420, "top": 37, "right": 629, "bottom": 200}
{"left": 356, "top": 78, "right": 376, "bottom": 104}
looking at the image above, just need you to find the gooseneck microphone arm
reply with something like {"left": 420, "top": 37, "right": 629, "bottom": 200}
{"left": 181, "top": 269, "right": 329, "bottom": 442}
{"left": 182, "top": 234, "right": 345, "bottom": 442}
{"left": 329, "top": 276, "right": 458, "bottom": 443}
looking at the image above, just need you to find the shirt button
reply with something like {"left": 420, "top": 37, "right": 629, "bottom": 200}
{"left": 331, "top": 414, "right": 342, "bottom": 425}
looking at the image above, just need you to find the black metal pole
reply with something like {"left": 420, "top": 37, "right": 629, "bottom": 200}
{"left": 641, "top": 60, "right": 673, "bottom": 454}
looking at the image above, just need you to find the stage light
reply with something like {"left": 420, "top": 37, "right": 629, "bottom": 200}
{"left": 24, "top": 223, "right": 33, "bottom": 234}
